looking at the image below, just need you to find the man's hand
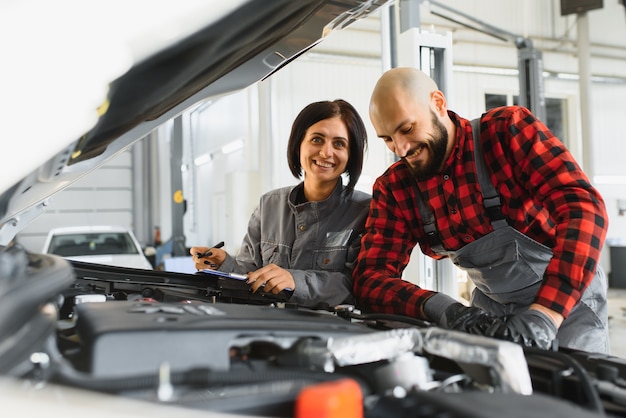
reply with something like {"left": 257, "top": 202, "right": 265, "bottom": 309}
{"left": 443, "top": 302, "right": 505, "bottom": 335}
{"left": 424, "top": 295, "right": 558, "bottom": 350}
{"left": 423, "top": 294, "right": 504, "bottom": 334}
{"left": 487, "top": 309, "right": 558, "bottom": 350}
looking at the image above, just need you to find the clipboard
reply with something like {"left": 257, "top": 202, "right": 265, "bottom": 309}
{"left": 199, "top": 269, "right": 292, "bottom": 302}
{"left": 201, "top": 269, "right": 248, "bottom": 281}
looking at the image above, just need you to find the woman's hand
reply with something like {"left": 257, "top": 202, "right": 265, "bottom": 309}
{"left": 189, "top": 246, "right": 226, "bottom": 271}
{"left": 247, "top": 263, "right": 295, "bottom": 294}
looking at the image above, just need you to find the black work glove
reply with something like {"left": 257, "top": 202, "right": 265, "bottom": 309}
{"left": 487, "top": 309, "right": 557, "bottom": 350}
{"left": 423, "top": 293, "right": 503, "bottom": 334}
{"left": 442, "top": 302, "right": 505, "bottom": 335}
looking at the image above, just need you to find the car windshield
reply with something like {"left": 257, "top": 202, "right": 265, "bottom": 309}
{"left": 48, "top": 233, "right": 139, "bottom": 257}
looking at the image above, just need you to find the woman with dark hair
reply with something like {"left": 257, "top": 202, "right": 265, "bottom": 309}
{"left": 190, "top": 100, "right": 370, "bottom": 308}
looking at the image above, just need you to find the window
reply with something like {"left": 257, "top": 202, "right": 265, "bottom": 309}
{"left": 49, "top": 233, "right": 139, "bottom": 256}
{"left": 484, "top": 94, "right": 567, "bottom": 142}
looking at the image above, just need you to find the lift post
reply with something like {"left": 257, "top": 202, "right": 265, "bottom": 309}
{"left": 170, "top": 115, "right": 187, "bottom": 257}
{"left": 427, "top": 0, "right": 547, "bottom": 122}
{"left": 392, "top": 1, "right": 457, "bottom": 296}
{"left": 516, "top": 38, "right": 546, "bottom": 122}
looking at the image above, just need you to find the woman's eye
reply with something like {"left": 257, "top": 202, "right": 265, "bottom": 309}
{"left": 334, "top": 140, "right": 347, "bottom": 148}
{"left": 401, "top": 126, "right": 412, "bottom": 134}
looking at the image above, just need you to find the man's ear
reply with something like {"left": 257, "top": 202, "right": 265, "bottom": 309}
{"left": 431, "top": 90, "right": 447, "bottom": 116}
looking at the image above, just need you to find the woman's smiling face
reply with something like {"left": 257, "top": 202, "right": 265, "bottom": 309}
{"left": 299, "top": 116, "right": 350, "bottom": 185}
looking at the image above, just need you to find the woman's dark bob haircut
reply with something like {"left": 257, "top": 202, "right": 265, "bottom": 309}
{"left": 286, "top": 99, "right": 367, "bottom": 194}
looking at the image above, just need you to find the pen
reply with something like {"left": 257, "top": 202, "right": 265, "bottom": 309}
{"left": 197, "top": 241, "right": 225, "bottom": 258}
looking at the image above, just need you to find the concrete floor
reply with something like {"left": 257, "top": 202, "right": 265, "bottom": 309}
{"left": 608, "top": 288, "right": 626, "bottom": 358}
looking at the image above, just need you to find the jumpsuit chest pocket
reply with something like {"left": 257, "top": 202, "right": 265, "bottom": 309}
{"left": 449, "top": 226, "right": 552, "bottom": 299}
{"left": 453, "top": 238, "right": 520, "bottom": 269}
{"left": 314, "top": 247, "right": 348, "bottom": 271}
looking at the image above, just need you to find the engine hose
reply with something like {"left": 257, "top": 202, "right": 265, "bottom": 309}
{"left": 349, "top": 311, "right": 432, "bottom": 328}
{"left": 525, "top": 348, "right": 605, "bottom": 416}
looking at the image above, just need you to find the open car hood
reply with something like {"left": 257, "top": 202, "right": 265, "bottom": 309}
{"left": 0, "top": 0, "right": 386, "bottom": 243}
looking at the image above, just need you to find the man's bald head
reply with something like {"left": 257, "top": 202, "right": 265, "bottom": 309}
{"left": 370, "top": 67, "right": 439, "bottom": 117}
{"left": 368, "top": 67, "right": 455, "bottom": 178}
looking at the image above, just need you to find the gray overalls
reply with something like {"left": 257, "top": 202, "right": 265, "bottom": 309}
{"left": 416, "top": 118, "right": 609, "bottom": 353}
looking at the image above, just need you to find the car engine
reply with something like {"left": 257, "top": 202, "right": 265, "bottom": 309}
{"left": 2, "top": 245, "right": 626, "bottom": 417}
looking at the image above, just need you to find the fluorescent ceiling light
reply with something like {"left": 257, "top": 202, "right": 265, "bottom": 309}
{"left": 194, "top": 153, "right": 211, "bottom": 166}
{"left": 454, "top": 65, "right": 518, "bottom": 76}
{"left": 594, "top": 175, "right": 626, "bottom": 185}
{"left": 221, "top": 139, "right": 244, "bottom": 154}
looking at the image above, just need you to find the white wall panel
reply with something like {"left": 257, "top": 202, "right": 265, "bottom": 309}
{"left": 53, "top": 189, "right": 132, "bottom": 211}
{"left": 184, "top": 88, "right": 257, "bottom": 250}
{"left": 591, "top": 83, "right": 626, "bottom": 176}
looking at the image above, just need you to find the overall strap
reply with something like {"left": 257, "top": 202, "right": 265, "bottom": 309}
{"left": 470, "top": 118, "right": 508, "bottom": 229}
{"left": 416, "top": 188, "right": 445, "bottom": 253}
{"left": 416, "top": 118, "right": 508, "bottom": 254}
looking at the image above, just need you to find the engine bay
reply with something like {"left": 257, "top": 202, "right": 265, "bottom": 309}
{"left": 2, "top": 245, "right": 626, "bottom": 417}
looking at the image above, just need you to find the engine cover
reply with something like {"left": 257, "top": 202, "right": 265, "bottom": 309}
{"left": 74, "top": 300, "right": 370, "bottom": 377}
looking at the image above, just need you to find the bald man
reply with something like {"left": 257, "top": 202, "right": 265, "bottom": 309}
{"left": 353, "top": 67, "right": 609, "bottom": 353}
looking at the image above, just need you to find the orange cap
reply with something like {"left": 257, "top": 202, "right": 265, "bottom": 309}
{"left": 295, "top": 378, "right": 363, "bottom": 418}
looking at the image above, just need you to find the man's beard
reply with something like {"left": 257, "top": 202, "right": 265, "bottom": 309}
{"left": 405, "top": 111, "right": 448, "bottom": 182}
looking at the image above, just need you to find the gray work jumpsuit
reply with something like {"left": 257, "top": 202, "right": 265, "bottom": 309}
{"left": 417, "top": 119, "right": 609, "bottom": 353}
{"left": 219, "top": 180, "right": 371, "bottom": 309}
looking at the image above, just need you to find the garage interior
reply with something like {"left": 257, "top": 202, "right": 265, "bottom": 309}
{"left": 11, "top": 0, "right": 626, "bottom": 356}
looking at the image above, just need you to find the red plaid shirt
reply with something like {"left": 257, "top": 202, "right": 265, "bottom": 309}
{"left": 353, "top": 106, "right": 607, "bottom": 319}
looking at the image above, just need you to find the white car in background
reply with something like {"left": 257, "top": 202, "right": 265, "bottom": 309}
{"left": 42, "top": 225, "right": 153, "bottom": 270}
